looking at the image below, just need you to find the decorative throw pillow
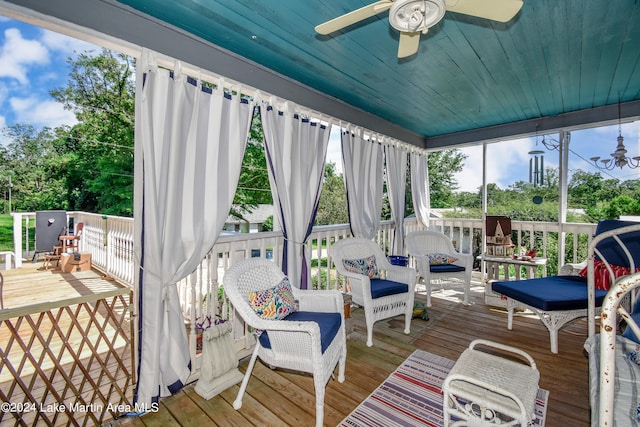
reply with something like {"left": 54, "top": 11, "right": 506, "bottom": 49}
{"left": 248, "top": 276, "right": 297, "bottom": 320}
{"left": 428, "top": 253, "right": 458, "bottom": 265}
{"left": 343, "top": 255, "right": 379, "bottom": 279}
{"left": 579, "top": 259, "right": 638, "bottom": 290}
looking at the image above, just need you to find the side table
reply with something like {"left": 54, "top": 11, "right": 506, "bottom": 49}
{"left": 478, "top": 255, "right": 547, "bottom": 308}
{"left": 443, "top": 339, "right": 540, "bottom": 426}
{"left": 479, "top": 255, "right": 547, "bottom": 281}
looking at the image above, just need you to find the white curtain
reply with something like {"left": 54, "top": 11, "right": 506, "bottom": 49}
{"left": 133, "top": 50, "right": 253, "bottom": 405}
{"left": 341, "top": 129, "right": 384, "bottom": 240}
{"left": 410, "top": 152, "right": 431, "bottom": 229}
{"left": 386, "top": 145, "right": 408, "bottom": 254}
{"left": 262, "top": 102, "right": 331, "bottom": 289}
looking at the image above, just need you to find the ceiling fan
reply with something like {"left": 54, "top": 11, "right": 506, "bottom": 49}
{"left": 315, "top": 0, "right": 523, "bottom": 58}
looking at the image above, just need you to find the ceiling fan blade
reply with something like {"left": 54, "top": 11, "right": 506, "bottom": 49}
{"left": 315, "top": 0, "right": 394, "bottom": 35}
{"left": 397, "top": 31, "right": 421, "bottom": 58}
{"left": 445, "top": 0, "right": 524, "bottom": 22}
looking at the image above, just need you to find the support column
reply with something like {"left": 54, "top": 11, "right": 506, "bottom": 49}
{"left": 557, "top": 131, "right": 570, "bottom": 270}
{"left": 481, "top": 142, "right": 488, "bottom": 283}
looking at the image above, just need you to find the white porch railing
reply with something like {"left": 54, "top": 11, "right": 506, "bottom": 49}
{"left": 407, "top": 217, "right": 597, "bottom": 268}
{"left": 10, "top": 212, "right": 597, "bottom": 381}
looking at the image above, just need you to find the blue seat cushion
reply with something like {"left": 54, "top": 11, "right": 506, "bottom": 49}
{"left": 491, "top": 276, "right": 608, "bottom": 311}
{"left": 370, "top": 279, "right": 409, "bottom": 298}
{"left": 258, "top": 311, "right": 341, "bottom": 353}
{"left": 594, "top": 220, "right": 640, "bottom": 268}
{"left": 430, "top": 264, "right": 466, "bottom": 273}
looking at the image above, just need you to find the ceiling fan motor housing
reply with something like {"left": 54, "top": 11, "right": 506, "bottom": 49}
{"left": 389, "top": 0, "right": 446, "bottom": 32}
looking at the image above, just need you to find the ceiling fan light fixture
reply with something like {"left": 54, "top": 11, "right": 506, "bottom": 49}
{"left": 389, "top": 0, "right": 446, "bottom": 32}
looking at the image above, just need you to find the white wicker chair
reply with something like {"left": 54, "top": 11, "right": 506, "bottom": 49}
{"left": 406, "top": 230, "right": 473, "bottom": 307}
{"left": 223, "top": 258, "right": 346, "bottom": 427}
{"left": 330, "top": 237, "right": 416, "bottom": 347}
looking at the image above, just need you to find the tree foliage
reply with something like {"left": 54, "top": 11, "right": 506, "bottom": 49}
{"left": 233, "top": 109, "right": 272, "bottom": 213}
{"left": 0, "top": 125, "right": 68, "bottom": 211}
{"left": 50, "top": 49, "right": 136, "bottom": 216}
{"left": 427, "top": 150, "right": 466, "bottom": 208}
{"left": 1, "top": 48, "right": 638, "bottom": 227}
{"left": 315, "top": 162, "right": 348, "bottom": 226}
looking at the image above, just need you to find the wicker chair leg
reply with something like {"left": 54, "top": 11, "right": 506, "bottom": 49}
{"left": 338, "top": 352, "right": 346, "bottom": 383}
{"left": 463, "top": 283, "right": 470, "bottom": 305}
{"left": 404, "top": 309, "right": 411, "bottom": 334}
{"left": 233, "top": 344, "right": 260, "bottom": 410}
{"left": 366, "top": 325, "right": 374, "bottom": 347}
{"left": 425, "top": 281, "right": 433, "bottom": 307}
{"left": 313, "top": 377, "right": 325, "bottom": 427}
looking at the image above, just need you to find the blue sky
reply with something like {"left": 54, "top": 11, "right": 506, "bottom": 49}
{"left": 2, "top": 15, "right": 639, "bottom": 193}
{"left": 0, "top": 16, "right": 97, "bottom": 141}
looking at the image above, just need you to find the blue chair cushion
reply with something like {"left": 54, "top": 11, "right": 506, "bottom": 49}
{"left": 594, "top": 219, "right": 640, "bottom": 268}
{"left": 492, "top": 275, "right": 608, "bottom": 311}
{"left": 258, "top": 311, "right": 341, "bottom": 353}
{"left": 430, "top": 264, "right": 466, "bottom": 273}
{"left": 370, "top": 279, "right": 409, "bottom": 298}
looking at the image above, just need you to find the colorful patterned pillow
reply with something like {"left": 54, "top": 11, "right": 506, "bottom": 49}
{"left": 343, "top": 255, "right": 379, "bottom": 279}
{"left": 428, "top": 253, "right": 458, "bottom": 265}
{"left": 579, "top": 258, "right": 640, "bottom": 290}
{"left": 248, "top": 276, "right": 297, "bottom": 320}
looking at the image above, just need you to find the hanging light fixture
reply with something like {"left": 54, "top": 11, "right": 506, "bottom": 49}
{"left": 589, "top": 101, "right": 640, "bottom": 170}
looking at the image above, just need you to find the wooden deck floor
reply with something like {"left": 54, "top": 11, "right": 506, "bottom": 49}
{"left": 1, "top": 261, "right": 129, "bottom": 310}
{"left": 109, "top": 283, "right": 592, "bottom": 427}
{"left": 1, "top": 262, "right": 134, "bottom": 427}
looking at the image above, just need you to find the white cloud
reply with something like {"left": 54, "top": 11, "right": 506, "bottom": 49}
{"left": 455, "top": 137, "right": 536, "bottom": 192}
{"left": 0, "top": 28, "right": 49, "bottom": 84}
{"left": 41, "top": 28, "right": 98, "bottom": 55}
{"left": 0, "top": 115, "right": 10, "bottom": 146}
{"left": 326, "top": 128, "right": 343, "bottom": 173}
{"left": 9, "top": 96, "right": 76, "bottom": 128}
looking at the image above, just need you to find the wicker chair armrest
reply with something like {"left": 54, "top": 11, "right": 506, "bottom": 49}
{"left": 342, "top": 273, "right": 371, "bottom": 302}
{"left": 410, "top": 254, "right": 430, "bottom": 276}
{"left": 559, "top": 261, "right": 587, "bottom": 276}
{"left": 453, "top": 252, "right": 474, "bottom": 268}
{"left": 385, "top": 265, "right": 417, "bottom": 286}
{"left": 296, "top": 289, "right": 343, "bottom": 313}
{"left": 249, "top": 316, "right": 322, "bottom": 336}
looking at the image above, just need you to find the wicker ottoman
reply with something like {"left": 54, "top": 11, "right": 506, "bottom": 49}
{"left": 442, "top": 339, "right": 540, "bottom": 426}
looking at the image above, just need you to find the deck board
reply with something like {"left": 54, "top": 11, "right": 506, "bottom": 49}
{"left": 1, "top": 262, "right": 128, "bottom": 311}
{"left": 1, "top": 262, "right": 133, "bottom": 427}
{"left": 2, "top": 265, "right": 590, "bottom": 426}
{"left": 104, "top": 283, "right": 590, "bottom": 427}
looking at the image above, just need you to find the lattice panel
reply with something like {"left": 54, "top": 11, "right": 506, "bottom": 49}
{"left": 0, "top": 292, "right": 134, "bottom": 426}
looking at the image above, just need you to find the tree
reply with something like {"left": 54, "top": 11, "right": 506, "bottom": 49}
{"left": 1, "top": 125, "right": 68, "bottom": 211}
{"left": 428, "top": 150, "right": 466, "bottom": 208}
{"left": 233, "top": 109, "right": 272, "bottom": 213}
{"left": 601, "top": 195, "right": 640, "bottom": 219}
{"left": 315, "top": 162, "right": 348, "bottom": 226}
{"left": 50, "top": 49, "right": 136, "bottom": 216}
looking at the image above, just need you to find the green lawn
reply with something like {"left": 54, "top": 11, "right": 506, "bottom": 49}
{"left": 0, "top": 215, "right": 13, "bottom": 252}
{"left": 0, "top": 214, "right": 36, "bottom": 253}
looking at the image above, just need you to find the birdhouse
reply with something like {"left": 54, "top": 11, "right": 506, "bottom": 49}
{"left": 485, "top": 216, "right": 515, "bottom": 257}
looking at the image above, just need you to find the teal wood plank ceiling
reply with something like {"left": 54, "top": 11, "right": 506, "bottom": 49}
{"left": 98, "top": 0, "right": 640, "bottom": 143}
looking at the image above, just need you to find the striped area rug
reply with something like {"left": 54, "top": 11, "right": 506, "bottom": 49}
{"left": 339, "top": 349, "right": 548, "bottom": 427}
